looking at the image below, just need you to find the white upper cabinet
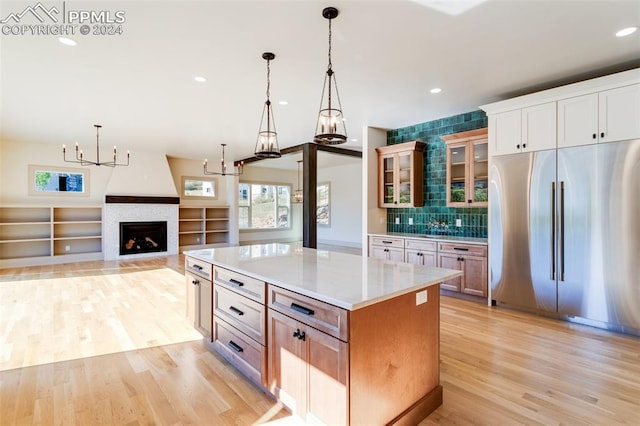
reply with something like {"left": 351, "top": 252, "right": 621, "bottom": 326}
{"left": 490, "top": 109, "right": 521, "bottom": 156}
{"left": 482, "top": 69, "right": 640, "bottom": 157}
{"left": 558, "top": 84, "right": 639, "bottom": 148}
{"left": 557, "top": 93, "right": 599, "bottom": 148}
{"left": 490, "top": 102, "right": 556, "bottom": 156}
{"left": 522, "top": 102, "right": 557, "bottom": 152}
{"left": 599, "top": 84, "right": 640, "bottom": 144}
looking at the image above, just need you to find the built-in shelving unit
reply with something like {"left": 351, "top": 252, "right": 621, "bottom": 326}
{"left": 179, "top": 206, "right": 229, "bottom": 250}
{"left": 0, "top": 206, "right": 103, "bottom": 267}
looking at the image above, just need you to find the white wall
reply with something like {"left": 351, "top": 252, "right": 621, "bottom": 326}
{"left": 364, "top": 126, "right": 389, "bottom": 245}
{"left": 318, "top": 160, "right": 362, "bottom": 248}
{"left": 106, "top": 150, "right": 178, "bottom": 197}
{"left": 0, "top": 139, "right": 113, "bottom": 205}
{"left": 167, "top": 156, "right": 230, "bottom": 206}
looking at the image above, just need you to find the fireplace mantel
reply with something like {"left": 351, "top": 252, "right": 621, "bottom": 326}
{"left": 105, "top": 195, "right": 180, "bottom": 204}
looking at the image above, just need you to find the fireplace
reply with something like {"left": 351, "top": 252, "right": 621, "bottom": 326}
{"left": 119, "top": 221, "right": 167, "bottom": 255}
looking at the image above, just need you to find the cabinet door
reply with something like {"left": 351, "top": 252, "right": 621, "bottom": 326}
{"left": 405, "top": 250, "right": 436, "bottom": 267}
{"left": 446, "top": 141, "right": 468, "bottom": 206}
{"left": 369, "top": 244, "right": 389, "bottom": 260}
{"left": 268, "top": 310, "right": 305, "bottom": 414}
{"left": 470, "top": 139, "right": 488, "bottom": 206}
{"left": 186, "top": 272, "right": 197, "bottom": 325}
{"left": 599, "top": 84, "right": 640, "bottom": 143}
{"left": 396, "top": 151, "right": 413, "bottom": 206}
{"left": 461, "top": 256, "right": 488, "bottom": 297}
{"left": 387, "top": 247, "right": 405, "bottom": 262}
{"left": 438, "top": 253, "right": 462, "bottom": 292}
{"left": 198, "top": 279, "right": 212, "bottom": 336}
{"left": 379, "top": 154, "right": 396, "bottom": 207}
{"left": 522, "top": 102, "right": 556, "bottom": 152}
{"left": 305, "top": 326, "right": 348, "bottom": 425}
{"left": 557, "top": 93, "right": 598, "bottom": 148}
{"left": 490, "top": 110, "right": 522, "bottom": 156}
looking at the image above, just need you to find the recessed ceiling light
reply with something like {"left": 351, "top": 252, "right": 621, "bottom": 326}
{"left": 430, "top": 88, "right": 442, "bottom": 94}
{"left": 279, "top": 100, "right": 289, "bottom": 105}
{"left": 194, "top": 76, "right": 207, "bottom": 82}
{"left": 616, "top": 27, "right": 638, "bottom": 37}
{"left": 58, "top": 37, "right": 77, "bottom": 46}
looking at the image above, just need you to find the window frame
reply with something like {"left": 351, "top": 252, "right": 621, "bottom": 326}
{"left": 28, "top": 164, "right": 90, "bottom": 197}
{"left": 180, "top": 176, "right": 218, "bottom": 200}
{"left": 317, "top": 181, "right": 330, "bottom": 227}
{"left": 239, "top": 181, "right": 292, "bottom": 231}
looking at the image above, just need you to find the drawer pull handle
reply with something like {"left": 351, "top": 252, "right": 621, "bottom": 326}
{"left": 229, "top": 278, "right": 244, "bottom": 287}
{"left": 382, "top": 240, "right": 393, "bottom": 244}
{"left": 228, "top": 340, "right": 243, "bottom": 353}
{"left": 229, "top": 306, "right": 244, "bottom": 316}
{"left": 291, "top": 303, "right": 315, "bottom": 316}
{"left": 453, "top": 247, "right": 469, "bottom": 251}
{"left": 191, "top": 279, "right": 200, "bottom": 286}
{"left": 293, "top": 329, "right": 306, "bottom": 341}
{"left": 192, "top": 264, "right": 203, "bottom": 271}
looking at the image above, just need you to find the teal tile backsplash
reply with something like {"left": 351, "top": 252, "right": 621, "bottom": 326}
{"left": 386, "top": 110, "right": 488, "bottom": 238}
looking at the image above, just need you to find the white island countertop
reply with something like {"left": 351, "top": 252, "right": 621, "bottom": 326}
{"left": 185, "top": 243, "right": 461, "bottom": 311}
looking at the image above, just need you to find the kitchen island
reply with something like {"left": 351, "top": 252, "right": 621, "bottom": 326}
{"left": 185, "top": 243, "right": 461, "bottom": 425}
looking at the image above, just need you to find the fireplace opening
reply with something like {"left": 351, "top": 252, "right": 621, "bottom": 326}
{"left": 119, "top": 221, "right": 167, "bottom": 255}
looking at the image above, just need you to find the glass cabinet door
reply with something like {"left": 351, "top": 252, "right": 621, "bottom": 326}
{"left": 472, "top": 141, "right": 488, "bottom": 203}
{"left": 448, "top": 144, "right": 467, "bottom": 204}
{"left": 383, "top": 155, "right": 395, "bottom": 204}
{"left": 397, "top": 152, "right": 412, "bottom": 204}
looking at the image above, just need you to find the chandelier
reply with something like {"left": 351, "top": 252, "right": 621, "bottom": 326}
{"left": 293, "top": 160, "right": 303, "bottom": 203}
{"left": 314, "top": 7, "right": 347, "bottom": 145}
{"left": 63, "top": 124, "right": 129, "bottom": 167}
{"left": 204, "top": 143, "right": 243, "bottom": 176}
{"left": 255, "top": 52, "right": 281, "bottom": 158}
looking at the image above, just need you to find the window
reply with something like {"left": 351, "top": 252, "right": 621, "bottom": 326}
{"left": 317, "top": 182, "right": 330, "bottom": 226}
{"left": 181, "top": 176, "right": 217, "bottom": 199}
{"left": 239, "top": 183, "right": 291, "bottom": 229}
{"left": 28, "top": 165, "right": 89, "bottom": 196}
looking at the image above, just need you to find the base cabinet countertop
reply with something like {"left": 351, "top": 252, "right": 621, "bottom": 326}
{"left": 185, "top": 243, "right": 461, "bottom": 425}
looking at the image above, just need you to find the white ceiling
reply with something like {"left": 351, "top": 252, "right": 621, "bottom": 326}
{"left": 1, "top": 0, "right": 639, "bottom": 167}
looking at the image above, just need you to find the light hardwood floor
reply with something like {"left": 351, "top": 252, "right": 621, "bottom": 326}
{"left": 1, "top": 256, "right": 639, "bottom": 425}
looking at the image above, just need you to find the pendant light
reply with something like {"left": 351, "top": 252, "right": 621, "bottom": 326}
{"left": 314, "top": 7, "right": 347, "bottom": 145}
{"left": 204, "top": 143, "right": 243, "bottom": 176}
{"left": 255, "top": 52, "right": 281, "bottom": 158}
{"left": 293, "top": 160, "right": 303, "bottom": 203}
{"left": 63, "top": 124, "right": 130, "bottom": 167}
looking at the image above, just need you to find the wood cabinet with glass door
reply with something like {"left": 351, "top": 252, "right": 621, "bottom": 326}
{"left": 376, "top": 141, "right": 425, "bottom": 207}
{"left": 441, "top": 128, "right": 488, "bottom": 207}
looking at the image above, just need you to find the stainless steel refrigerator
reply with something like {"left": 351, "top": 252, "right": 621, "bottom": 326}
{"left": 489, "top": 139, "right": 640, "bottom": 335}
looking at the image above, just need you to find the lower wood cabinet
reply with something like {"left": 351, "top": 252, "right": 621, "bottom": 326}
{"left": 405, "top": 238, "right": 437, "bottom": 266}
{"left": 185, "top": 267, "right": 212, "bottom": 338}
{"left": 438, "top": 242, "right": 488, "bottom": 297}
{"left": 368, "top": 235, "right": 405, "bottom": 261}
{"left": 268, "top": 309, "right": 348, "bottom": 425}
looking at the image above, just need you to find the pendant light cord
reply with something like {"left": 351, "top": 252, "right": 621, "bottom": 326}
{"left": 327, "top": 17, "right": 333, "bottom": 72}
{"left": 266, "top": 57, "right": 271, "bottom": 102}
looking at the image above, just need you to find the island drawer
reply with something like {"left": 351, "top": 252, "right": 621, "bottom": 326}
{"left": 268, "top": 284, "right": 348, "bottom": 342}
{"left": 214, "top": 284, "right": 265, "bottom": 345}
{"left": 185, "top": 256, "right": 212, "bottom": 280}
{"left": 405, "top": 238, "right": 437, "bottom": 252}
{"left": 369, "top": 236, "right": 404, "bottom": 248}
{"left": 213, "top": 318, "right": 266, "bottom": 388}
{"left": 214, "top": 266, "right": 265, "bottom": 303}
{"left": 438, "top": 242, "right": 487, "bottom": 257}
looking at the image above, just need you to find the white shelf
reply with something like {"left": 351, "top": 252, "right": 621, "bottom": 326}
{"left": 0, "top": 206, "right": 103, "bottom": 267}
{"left": 179, "top": 206, "right": 229, "bottom": 249}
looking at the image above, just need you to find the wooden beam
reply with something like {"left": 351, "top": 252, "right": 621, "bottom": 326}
{"left": 234, "top": 143, "right": 361, "bottom": 166}
{"left": 303, "top": 143, "right": 317, "bottom": 248}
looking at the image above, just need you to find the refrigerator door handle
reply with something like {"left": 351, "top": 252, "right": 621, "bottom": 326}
{"left": 560, "top": 181, "right": 565, "bottom": 282}
{"left": 551, "top": 182, "right": 556, "bottom": 280}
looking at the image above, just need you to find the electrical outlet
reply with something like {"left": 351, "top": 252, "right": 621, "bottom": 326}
{"left": 64, "top": 245, "right": 70, "bottom": 252}
{"left": 395, "top": 217, "right": 400, "bottom": 224}
{"left": 456, "top": 219, "right": 462, "bottom": 227}
{"left": 416, "top": 290, "right": 428, "bottom": 305}
{"left": 196, "top": 237, "right": 200, "bottom": 243}
{"left": 408, "top": 218, "right": 413, "bottom": 225}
